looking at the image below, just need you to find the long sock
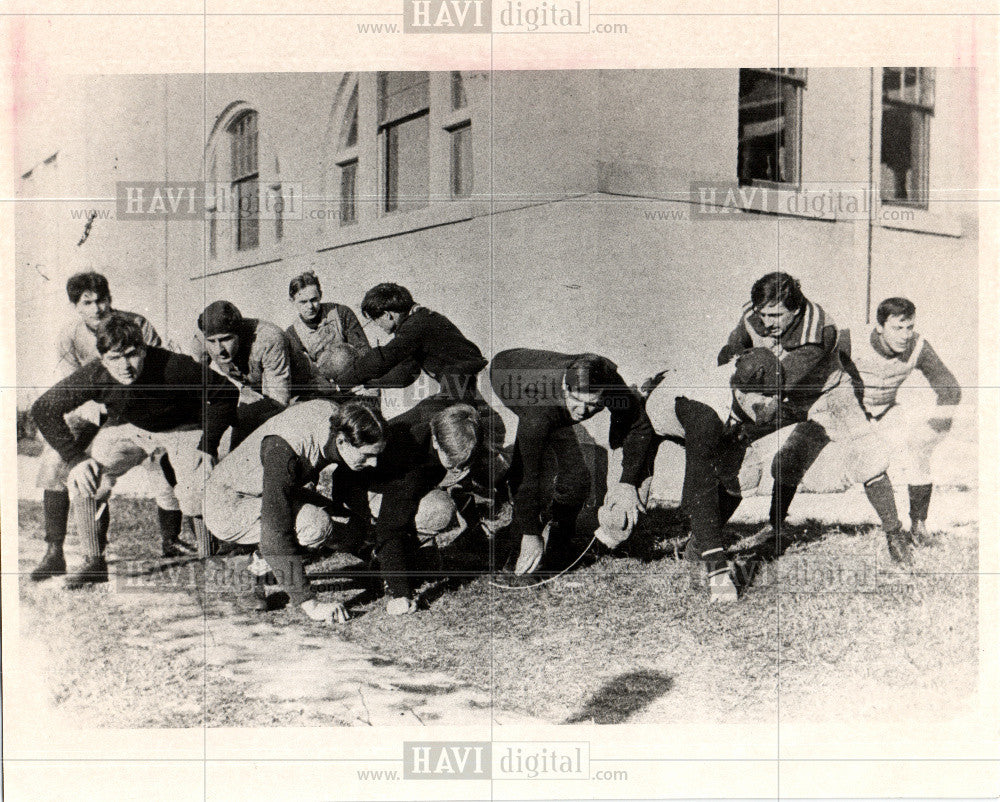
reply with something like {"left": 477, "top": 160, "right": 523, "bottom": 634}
{"left": 73, "top": 495, "right": 102, "bottom": 559}
{"left": 770, "top": 484, "right": 798, "bottom": 528}
{"left": 908, "top": 483, "right": 933, "bottom": 523}
{"left": 43, "top": 489, "right": 70, "bottom": 546}
{"left": 191, "top": 515, "right": 213, "bottom": 559}
{"left": 157, "top": 507, "right": 183, "bottom": 541}
{"left": 97, "top": 503, "right": 110, "bottom": 553}
{"left": 863, "top": 473, "right": 902, "bottom": 532}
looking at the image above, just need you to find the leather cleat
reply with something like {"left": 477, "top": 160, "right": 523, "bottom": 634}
{"left": 30, "top": 545, "right": 67, "bottom": 582}
{"left": 65, "top": 556, "right": 109, "bottom": 589}
{"left": 884, "top": 527, "right": 913, "bottom": 565}
{"left": 161, "top": 537, "right": 195, "bottom": 558}
{"left": 908, "top": 519, "right": 933, "bottom": 548}
{"left": 727, "top": 524, "right": 777, "bottom": 554}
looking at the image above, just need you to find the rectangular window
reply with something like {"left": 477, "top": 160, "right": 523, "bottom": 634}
{"left": 378, "top": 72, "right": 430, "bottom": 214}
{"left": 449, "top": 123, "right": 472, "bottom": 198}
{"left": 271, "top": 184, "right": 283, "bottom": 241}
{"left": 738, "top": 68, "right": 806, "bottom": 187}
{"left": 208, "top": 213, "right": 217, "bottom": 259}
{"left": 880, "top": 67, "right": 934, "bottom": 207}
{"left": 339, "top": 160, "right": 357, "bottom": 225}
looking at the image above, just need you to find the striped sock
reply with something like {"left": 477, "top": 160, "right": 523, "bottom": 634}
{"left": 73, "top": 495, "right": 101, "bottom": 559}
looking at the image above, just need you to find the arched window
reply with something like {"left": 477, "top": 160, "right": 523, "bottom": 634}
{"left": 322, "top": 72, "right": 479, "bottom": 242}
{"left": 205, "top": 103, "right": 283, "bottom": 262}
{"left": 337, "top": 84, "right": 359, "bottom": 225}
{"left": 229, "top": 110, "right": 259, "bottom": 250}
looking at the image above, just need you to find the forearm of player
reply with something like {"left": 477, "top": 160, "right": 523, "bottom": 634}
{"left": 916, "top": 341, "right": 962, "bottom": 406}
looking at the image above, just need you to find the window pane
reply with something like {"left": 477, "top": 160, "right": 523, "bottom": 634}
{"left": 229, "top": 111, "right": 258, "bottom": 181}
{"left": 340, "top": 161, "right": 357, "bottom": 225}
{"left": 378, "top": 71, "right": 429, "bottom": 124}
{"left": 882, "top": 68, "right": 903, "bottom": 101}
{"left": 738, "top": 70, "right": 800, "bottom": 185}
{"left": 451, "top": 71, "right": 468, "bottom": 110}
{"left": 450, "top": 124, "right": 472, "bottom": 198}
{"left": 342, "top": 86, "right": 358, "bottom": 149}
{"left": 383, "top": 114, "right": 429, "bottom": 213}
{"left": 236, "top": 178, "right": 259, "bottom": 250}
{"left": 880, "top": 105, "right": 928, "bottom": 206}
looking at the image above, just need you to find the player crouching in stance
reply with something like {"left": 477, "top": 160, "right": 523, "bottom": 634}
{"left": 719, "top": 272, "right": 911, "bottom": 564}
{"left": 844, "top": 298, "right": 961, "bottom": 544}
{"left": 600, "top": 349, "right": 784, "bottom": 603}
{"left": 778, "top": 297, "right": 962, "bottom": 548}
{"left": 31, "top": 315, "right": 239, "bottom": 588}
{"left": 372, "top": 402, "right": 509, "bottom": 614}
{"left": 204, "top": 399, "right": 387, "bottom": 624}
{"left": 489, "top": 349, "right": 642, "bottom": 579}
{"left": 31, "top": 271, "right": 179, "bottom": 582}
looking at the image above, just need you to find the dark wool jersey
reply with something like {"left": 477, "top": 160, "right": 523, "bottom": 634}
{"left": 32, "top": 346, "right": 239, "bottom": 467}
{"left": 336, "top": 306, "right": 487, "bottom": 399}
{"left": 490, "top": 348, "right": 643, "bottom": 540}
{"left": 718, "top": 298, "right": 843, "bottom": 410}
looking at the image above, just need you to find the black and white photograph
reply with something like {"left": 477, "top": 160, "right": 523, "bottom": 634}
{"left": 2, "top": 5, "right": 998, "bottom": 801}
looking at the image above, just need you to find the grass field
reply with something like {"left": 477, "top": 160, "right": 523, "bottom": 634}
{"left": 16, "top": 493, "right": 979, "bottom": 728}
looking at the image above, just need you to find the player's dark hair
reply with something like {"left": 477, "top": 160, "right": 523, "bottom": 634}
{"left": 289, "top": 270, "right": 322, "bottom": 300}
{"left": 565, "top": 355, "right": 619, "bottom": 397}
{"left": 750, "top": 272, "right": 806, "bottom": 312}
{"left": 66, "top": 271, "right": 111, "bottom": 305}
{"left": 361, "top": 283, "right": 415, "bottom": 320}
{"left": 95, "top": 314, "right": 146, "bottom": 355}
{"left": 431, "top": 404, "right": 480, "bottom": 468}
{"left": 197, "top": 300, "right": 243, "bottom": 337}
{"left": 331, "top": 399, "right": 387, "bottom": 449}
{"left": 731, "top": 347, "right": 783, "bottom": 396}
{"left": 876, "top": 297, "right": 916, "bottom": 325}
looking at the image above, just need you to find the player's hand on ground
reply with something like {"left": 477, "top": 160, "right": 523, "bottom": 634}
{"left": 386, "top": 596, "right": 418, "bottom": 616}
{"left": 609, "top": 482, "right": 644, "bottom": 529}
{"left": 299, "top": 598, "right": 350, "bottom": 624}
{"left": 68, "top": 458, "right": 102, "bottom": 497}
{"left": 514, "top": 534, "right": 545, "bottom": 575}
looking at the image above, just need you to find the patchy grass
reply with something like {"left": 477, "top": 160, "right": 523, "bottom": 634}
{"left": 17, "top": 495, "right": 979, "bottom": 727}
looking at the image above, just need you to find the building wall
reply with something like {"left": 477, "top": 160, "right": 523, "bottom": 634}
{"left": 16, "top": 69, "right": 979, "bottom": 424}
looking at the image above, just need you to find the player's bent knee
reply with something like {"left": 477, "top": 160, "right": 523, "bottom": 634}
{"left": 36, "top": 450, "right": 70, "bottom": 491}
{"left": 415, "top": 489, "right": 457, "bottom": 535}
{"left": 295, "top": 504, "right": 334, "bottom": 548}
{"left": 850, "top": 449, "right": 890, "bottom": 485}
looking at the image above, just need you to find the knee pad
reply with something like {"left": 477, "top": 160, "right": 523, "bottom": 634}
{"left": 295, "top": 504, "right": 334, "bottom": 549}
{"left": 415, "top": 489, "right": 457, "bottom": 535}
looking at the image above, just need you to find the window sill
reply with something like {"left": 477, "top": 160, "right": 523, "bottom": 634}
{"left": 878, "top": 206, "right": 963, "bottom": 238}
{"left": 734, "top": 184, "right": 837, "bottom": 221}
{"left": 316, "top": 200, "right": 475, "bottom": 252}
{"left": 193, "top": 246, "right": 284, "bottom": 279}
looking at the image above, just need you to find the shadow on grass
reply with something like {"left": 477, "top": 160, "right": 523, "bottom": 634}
{"left": 565, "top": 669, "right": 674, "bottom": 724}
